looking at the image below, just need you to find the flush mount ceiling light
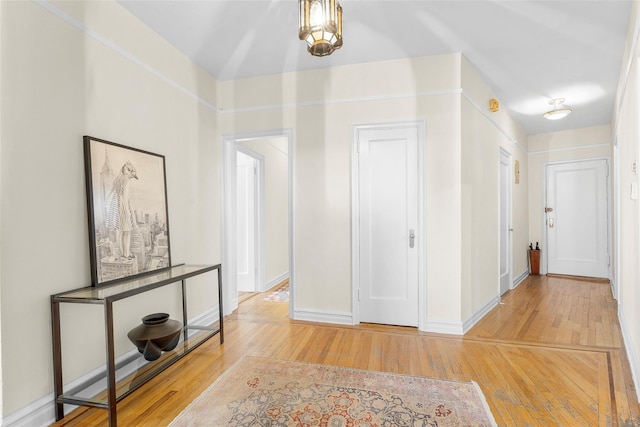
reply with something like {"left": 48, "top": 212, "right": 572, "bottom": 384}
{"left": 299, "top": 0, "right": 343, "bottom": 57}
{"left": 543, "top": 98, "right": 572, "bottom": 120}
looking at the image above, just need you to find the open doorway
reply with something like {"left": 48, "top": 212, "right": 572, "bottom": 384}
{"left": 222, "top": 130, "right": 293, "bottom": 318}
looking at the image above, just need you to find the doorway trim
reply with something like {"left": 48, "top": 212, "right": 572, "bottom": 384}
{"left": 499, "top": 147, "right": 513, "bottom": 296}
{"left": 351, "top": 121, "right": 427, "bottom": 330}
{"left": 222, "top": 129, "right": 294, "bottom": 319}
{"left": 613, "top": 139, "right": 620, "bottom": 299}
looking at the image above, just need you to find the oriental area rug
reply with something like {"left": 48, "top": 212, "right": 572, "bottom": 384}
{"left": 168, "top": 356, "right": 497, "bottom": 426}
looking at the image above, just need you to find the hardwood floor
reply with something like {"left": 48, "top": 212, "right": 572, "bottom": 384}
{"left": 51, "top": 275, "right": 640, "bottom": 426}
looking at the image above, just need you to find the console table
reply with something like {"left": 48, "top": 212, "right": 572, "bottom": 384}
{"left": 51, "top": 264, "right": 223, "bottom": 427}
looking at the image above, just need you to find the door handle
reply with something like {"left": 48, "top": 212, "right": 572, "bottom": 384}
{"left": 409, "top": 229, "right": 415, "bottom": 248}
{"left": 548, "top": 218, "right": 554, "bottom": 228}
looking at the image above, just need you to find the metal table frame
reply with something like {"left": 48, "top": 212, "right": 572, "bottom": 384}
{"left": 51, "top": 264, "right": 223, "bottom": 426}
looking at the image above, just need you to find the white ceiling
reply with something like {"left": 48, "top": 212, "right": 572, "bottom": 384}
{"left": 118, "top": 0, "right": 632, "bottom": 135}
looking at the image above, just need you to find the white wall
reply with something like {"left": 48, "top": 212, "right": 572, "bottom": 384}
{"left": 0, "top": 0, "right": 537, "bottom": 421}
{"left": 0, "top": 0, "right": 4, "bottom": 417}
{"left": 612, "top": 0, "right": 640, "bottom": 397}
{"left": 460, "top": 57, "right": 529, "bottom": 324}
{"left": 218, "top": 53, "right": 529, "bottom": 333}
{"left": 1, "top": 0, "right": 219, "bottom": 418}
{"left": 218, "top": 54, "right": 465, "bottom": 326}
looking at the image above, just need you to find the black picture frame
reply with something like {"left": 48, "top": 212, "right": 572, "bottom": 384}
{"left": 84, "top": 136, "right": 171, "bottom": 286}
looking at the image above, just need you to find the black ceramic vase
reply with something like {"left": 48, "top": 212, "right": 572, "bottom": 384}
{"left": 127, "top": 313, "right": 182, "bottom": 361}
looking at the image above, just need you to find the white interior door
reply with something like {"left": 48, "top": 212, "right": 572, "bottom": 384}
{"left": 357, "top": 126, "right": 419, "bottom": 327}
{"left": 236, "top": 151, "right": 257, "bottom": 291}
{"left": 546, "top": 159, "right": 609, "bottom": 278}
{"left": 499, "top": 149, "right": 512, "bottom": 295}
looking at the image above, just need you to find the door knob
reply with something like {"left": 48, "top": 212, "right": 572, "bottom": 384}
{"left": 409, "top": 229, "right": 415, "bottom": 248}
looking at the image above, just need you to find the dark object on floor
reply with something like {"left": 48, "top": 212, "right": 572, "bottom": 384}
{"left": 128, "top": 313, "right": 182, "bottom": 361}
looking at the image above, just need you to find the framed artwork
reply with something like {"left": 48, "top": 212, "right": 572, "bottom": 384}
{"left": 84, "top": 136, "right": 171, "bottom": 286}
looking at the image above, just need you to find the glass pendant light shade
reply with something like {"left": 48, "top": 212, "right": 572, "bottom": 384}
{"left": 335, "top": 4, "right": 343, "bottom": 49}
{"left": 299, "top": 0, "right": 343, "bottom": 57}
{"left": 543, "top": 98, "right": 572, "bottom": 120}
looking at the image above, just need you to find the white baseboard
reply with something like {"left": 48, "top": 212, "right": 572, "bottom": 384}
{"left": 425, "top": 293, "right": 500, "bottom": 336}
{"left": 513, "top": 269, "right": 529, "bottom": 288}
{"left": 424, "top": 320, "right": 464, "bottom": 335}
{"left": 293, "top": 308, "right": 354, "bottom": 325}
{"left": 2, "top": 393, "right": 56, "bottom": 427}
{"left": 463, "top": 295, "right": 500, "bottom": 334}
{"left": 294, "top": 304, "right": 497, "bottom": 337}
{"left": 3, "top": 308, "right": 219, "bottom": 427}
{"left": 3, "top": 347, "right": 146, "bottom": 427}
{"left": 265, "top": 272, "right": 289, "bottom": 292}
{"left": 292, "top": 299, "right": 501, "bottom": 336}
{"left": 609, "top": 277, "right": 618, "bottom": 300}
{"left": 618, "top": 306, "right": 640, "bottom": 403}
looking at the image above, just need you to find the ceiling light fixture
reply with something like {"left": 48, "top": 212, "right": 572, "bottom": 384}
{"left": 299, "top": 0, "right": 343, "bottom": 57}
{"left": 543, "top": 98, "right": 572, "bottom": 120}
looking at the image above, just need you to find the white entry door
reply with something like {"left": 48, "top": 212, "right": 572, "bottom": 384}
{"left": 546, "top": 159, "right": 609, "bottom": 278}
{"left": 236, "top": 152, "right": 257, "bottom": 291}
{"left": 357, "top": 126, "right": 419, "bottom": 327}
{"left": 499, "top": 149, "right": 512, "bottom": 295}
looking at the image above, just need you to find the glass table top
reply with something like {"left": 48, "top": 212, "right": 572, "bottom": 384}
{"left": 53, "top": 264, "right": 218, "bottom": 301}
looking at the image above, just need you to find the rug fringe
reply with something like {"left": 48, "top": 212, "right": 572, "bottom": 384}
{"left": 166, "top": 357, "right": 248, "bottom": 427}
{"left": 471, "top": 381, "right": 498, "bottom": 427}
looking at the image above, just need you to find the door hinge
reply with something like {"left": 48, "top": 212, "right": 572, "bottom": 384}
{"left": 357, "top": 288, "right": 360, "bottom": 301}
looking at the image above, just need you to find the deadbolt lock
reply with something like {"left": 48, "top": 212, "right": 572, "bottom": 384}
{"left": 545, "top": 207, "right": 554, "bottom": 213}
